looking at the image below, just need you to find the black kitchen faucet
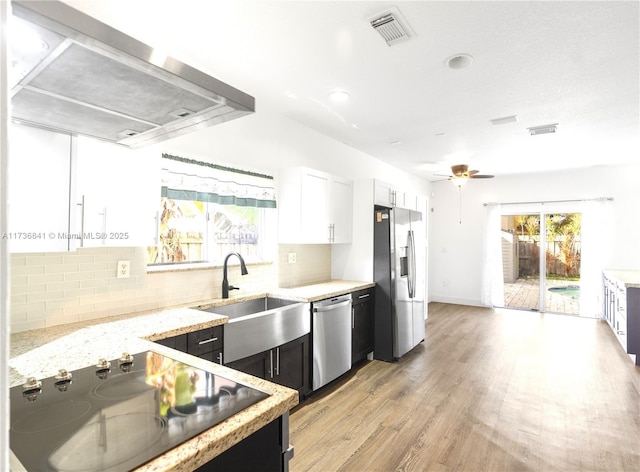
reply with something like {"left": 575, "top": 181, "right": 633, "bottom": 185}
{"left": 222, "top": 252, "right": 249, "bottom": 298}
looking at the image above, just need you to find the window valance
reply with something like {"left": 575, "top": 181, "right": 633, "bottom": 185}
{"left": 160, "top": 153, "right": 276, "bottom": 208}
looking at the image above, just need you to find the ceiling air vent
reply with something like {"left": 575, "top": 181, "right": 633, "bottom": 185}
{"left": 370, "top": 8, "right": 414, "bottom": 46}
{"left": 527, "top": 123, "right": 558, "bottom": 136}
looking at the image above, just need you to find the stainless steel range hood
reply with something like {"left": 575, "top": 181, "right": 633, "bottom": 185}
{"left": 10, "top": 1, "right": 255, "bottom": 148}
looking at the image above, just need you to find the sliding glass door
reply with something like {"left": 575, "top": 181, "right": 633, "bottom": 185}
{"left": 502, "top": 214, "right": 541, "bottom": 311}
{"left": 543, "top": 213, "right": 581, "bottom": 315}
{"left": 500, "top": 211, "right": 581, "bottom": 315}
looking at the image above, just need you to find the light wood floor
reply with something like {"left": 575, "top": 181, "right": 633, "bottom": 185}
{"left": 289, "top": 303, "right": 640, "bottom": 472}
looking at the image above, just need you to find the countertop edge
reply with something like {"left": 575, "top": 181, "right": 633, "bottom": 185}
{"left": 269, "top": 280, "right": 375, "bottom": 302}
{"left": 603, "top": 269, "right": 640, "bottom": 289}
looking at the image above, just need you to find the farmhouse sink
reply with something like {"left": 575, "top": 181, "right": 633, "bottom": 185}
{"left": 196, "top": 296, "right": 309, "bottom": 363}
{"left": 198, "top": 297, "right": 299, "bottom": 320}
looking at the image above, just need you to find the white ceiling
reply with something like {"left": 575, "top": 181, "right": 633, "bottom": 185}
{"left": 62, "top": 0, "right": 639, "bottom": 180}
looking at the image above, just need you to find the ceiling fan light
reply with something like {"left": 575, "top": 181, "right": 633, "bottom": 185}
{"left": 451, "top": 176, "right": 468, "bottom": 188}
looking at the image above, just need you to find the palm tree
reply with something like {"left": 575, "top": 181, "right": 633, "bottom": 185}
{"left": 514, "top": 215, "right": 526, "bottom": 237}
{"left": 524, "top": 215, "right": 540, "bottom": 242}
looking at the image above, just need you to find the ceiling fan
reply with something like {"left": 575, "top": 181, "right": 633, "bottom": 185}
{"left": 436, "top": 164, "right": 495, "bottom": 187}
{"left": 434, "top": 164, "right": 495, "bottom": 224}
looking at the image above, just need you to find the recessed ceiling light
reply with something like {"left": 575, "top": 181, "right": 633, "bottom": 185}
{"left": 444, "top": 53, "right": 473, "bottom": 70}
{"left": 329, "top": 90, "right": 350, "bottom": 102}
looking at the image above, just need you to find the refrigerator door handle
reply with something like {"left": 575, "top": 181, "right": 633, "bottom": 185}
{"left": 408, "top": 230, "right": 417, "bottom": 298}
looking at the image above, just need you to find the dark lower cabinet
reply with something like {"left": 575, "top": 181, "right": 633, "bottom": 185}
{"left": 628, "top": 288, "right": 640, "bottom": 365}
{"left": 195, "top": 413, "right": 294, "bottom": 472}
{"left": 225, "top": 334, "right": 311, "bottom": 400}
{"left": 155, "top": 325, "right": 224, "bottom": 364}
{"left": 154, "top": 332, "right": 188, "bottom": 351}
{"left": 351, "top": 287, "right": 375, "bottom": 366}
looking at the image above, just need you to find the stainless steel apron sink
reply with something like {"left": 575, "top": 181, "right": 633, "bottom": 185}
{"left": 196, "top": 297, "right": 310, "bottom": 364}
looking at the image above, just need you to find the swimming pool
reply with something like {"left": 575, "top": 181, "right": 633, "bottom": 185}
{"left": 547, "top": 285, "right": 580, "bottom": 300}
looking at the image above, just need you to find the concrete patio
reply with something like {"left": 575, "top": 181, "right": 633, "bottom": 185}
{"left": 503, "top": 278, "right": 580, "bottom": 315}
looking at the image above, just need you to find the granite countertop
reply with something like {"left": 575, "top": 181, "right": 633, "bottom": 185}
{"left": 9, "top": 279, "right": 373, "bottom": 470}
{"left": 271, "top": 280, "right": 375, "bottom": 302}
{"left": 9, "top": 308, "right": 299, "bottom": 471}
{"left": 603, "top": 269, "right": 640, "bottom": 289}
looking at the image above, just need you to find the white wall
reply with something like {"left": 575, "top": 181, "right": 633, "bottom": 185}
{"left": 163, "top": 103, "right": 429, "bottom": 187}
{"left": 164, "top": 104, "right": 431, "bottom": 282}
{"left": 428, "top": 164, "right": 640, "bottom": 306}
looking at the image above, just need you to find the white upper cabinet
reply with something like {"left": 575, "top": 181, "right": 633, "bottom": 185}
{"left": 73, "top": 137, "right": 160, "bottom": 248}
{"left": 8, "top": 124, "right": 72, "bottom": 252}
{"left": 279, "top": 167, "right": 352, "bottom": 244}
{"left": 328, "top": 178, "right": 352, "bottom": 243}
{"left": 374, "top": 179, "right": 417, "bottom": 211}
{"left": 8, "top": 124, "right": 159, "bottom": 252}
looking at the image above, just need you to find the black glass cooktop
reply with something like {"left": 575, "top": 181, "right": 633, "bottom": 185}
{"left": 10, "top": 351, "right": 269, "bottom": 471}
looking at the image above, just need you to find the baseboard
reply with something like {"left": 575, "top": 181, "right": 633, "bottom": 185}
{"left": 428, "top": 295, "right": 488, "bottom": 308}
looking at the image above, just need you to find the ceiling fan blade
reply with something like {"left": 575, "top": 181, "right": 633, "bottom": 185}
{"left": 433, "top": 173, "right": 454, "bottom": 177}
{"left": 468, "top": 169, "right": 479, "bottom": 176}
{"left": 469, "top": 174, "right": 495, "bottom": 179}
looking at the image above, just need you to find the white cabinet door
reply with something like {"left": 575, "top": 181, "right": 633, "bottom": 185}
{"left": 299, "top": 170, "right": 330, "bottom": 243}
{"left": 278, "top": 167, "right": 352, "bottom": 244}
{"left": 73, "top": 137, "right": 160, "bottom": 248}
{"left": 8, "top": 124, "right": 71, "bottom": 252}
{"left": 374, "top": 180, "right": 417, "bottom": 211}
{"left": 330, "top": 177, "right": 352, "bottom": 243}
{"left": 374, "top": 180, "right": 395, "bottom": 207}
{"left": 402, "top": 190, "right": 418, "bottom": 211}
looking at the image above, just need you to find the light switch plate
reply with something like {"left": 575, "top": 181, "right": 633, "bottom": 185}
{"left": 117, "top": 260, "right": 130, "bottom": 278}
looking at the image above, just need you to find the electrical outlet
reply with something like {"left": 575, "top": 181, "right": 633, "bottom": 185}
{"left": 442, "top": 278, "right": 449, "bottom": 287}
{"left": 117, "top": 260, "right": 130, "bottom": 279}
{"left": 288, "top": 252, "right": 297, "bottom": 264}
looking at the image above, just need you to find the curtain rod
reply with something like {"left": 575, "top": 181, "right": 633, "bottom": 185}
{"left": 483, "top": 197, "right": 613, "bottom": 207}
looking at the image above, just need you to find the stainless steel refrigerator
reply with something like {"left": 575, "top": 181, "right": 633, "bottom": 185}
{"left": 373, "top": 206, "right": 426, "bottom": 361}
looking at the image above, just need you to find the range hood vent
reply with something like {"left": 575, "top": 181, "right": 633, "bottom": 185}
{"left": 369, "top": 7, "right": 414, "bottom": 46}
{"left": 10, "top": 1, "right": 255, "bottom": 148}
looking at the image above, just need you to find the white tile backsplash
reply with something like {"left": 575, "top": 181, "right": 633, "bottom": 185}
{"left": 10, "top": 244, "right": 335, "bottom": 332}
{"left": 10, "top": 251, "right": 245, "bottom": 331}
{"left": 278, "top": 244, "right": 331, "bottom": 288}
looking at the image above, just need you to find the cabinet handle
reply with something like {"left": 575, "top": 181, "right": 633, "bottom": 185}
{"left": 77, "top": 195, "right": 85, "bottom": 248}
{"left": 352, "top": 307, "right": 355, "bottom": 329}
{"left": 154, "top": 211, "right": 160, "bottom": 245}
{"left": 275, "top": 347, "right": 280, "bottom": 376}
{"left": 217, "top": 351, "right": 223, "bottom": 365}
{"left": 99, "top": 207, "right": 107, "bottom": 245}
{"left": 269, "top": 350, "right": 274, "bottom": 378}
{"left": 198, "top": 337, "right": 218, "bottom": 345}
{"left": 358, "top": 293, "right": 370, "bottom": 299}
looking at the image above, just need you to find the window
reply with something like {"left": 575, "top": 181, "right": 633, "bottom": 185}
{"left": 147, "top": 154, "right": 277, "bottom": 266}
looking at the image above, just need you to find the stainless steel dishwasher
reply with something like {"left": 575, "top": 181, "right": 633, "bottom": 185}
{"left": 312, "top": 293, "right": 352, "bottom": 390}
